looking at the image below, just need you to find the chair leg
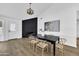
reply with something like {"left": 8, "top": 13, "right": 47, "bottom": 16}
{"left": 62, "top": 46, "right": 64, "bottom": 56}
{"left": 47, "top": 46, "right": 48, "bottom": 53}
{"left": 34, "top": 44, "right": 37, "bottom": 52}
{"left": 30, "top": 43, "right": 31, "bottom": 48}
{"left": 51, "top": 44, "right": 53, "bottom": 56}
{"left": 59, "top": 45, "right": 64, "bottom": 56}
{"left": 33, "top": 44, "right": 35, "bottom": 51}
{"left": 36, "top": 45, "right": 37, "bottom": 53}
{"left": 29, "top": 40, "right": 31, "bottom": 48}
{"left": 42, "top": 48, "right": 44, "bottom": 56}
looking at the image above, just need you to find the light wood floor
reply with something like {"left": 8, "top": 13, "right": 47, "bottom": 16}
{"left": 0, "top": 38, "right": 79, "bottom": 56}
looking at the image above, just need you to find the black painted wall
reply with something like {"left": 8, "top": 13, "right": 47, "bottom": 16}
{"left": 22, "top": 18, "right": 37, "bottom": 37}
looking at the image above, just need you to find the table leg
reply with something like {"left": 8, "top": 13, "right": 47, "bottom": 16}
{"left": 53, "top": 42, "right": 56, "bottom": 56}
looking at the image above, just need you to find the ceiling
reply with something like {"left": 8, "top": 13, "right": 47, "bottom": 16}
{"left": 23, "top": 3, "right": 52, "bottom": 19}
{"left": 0, "top": 3, "right": 52, "bottom": 19}
{"left": 0, "top": 3, "right": 79, "bottom": 20}
{"left": 28, "top": 3, "right": 52, "bottom": 15}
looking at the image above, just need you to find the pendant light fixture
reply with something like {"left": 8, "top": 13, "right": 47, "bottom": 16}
{"left": 27, "top": 3, "right": 34, "bottom": 15}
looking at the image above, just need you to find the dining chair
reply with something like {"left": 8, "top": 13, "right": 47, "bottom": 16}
{"left": 36, "top": 40, "right": 49, "bottom": 56}
{"left": 56, "top": 38, "right": 65, "bottom": 56}
{"left": 29, "top": 35, "right": 40, "bottom": 51}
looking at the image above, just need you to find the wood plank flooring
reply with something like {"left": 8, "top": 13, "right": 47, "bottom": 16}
{"left": 0, "top": 38, "right": 79, "bottom": 56}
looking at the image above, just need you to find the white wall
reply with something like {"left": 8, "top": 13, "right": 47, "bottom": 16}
{"left": 0, "top": 19, "right": 4, "bottom": 41}
{"left": 0, "top": 3, "right": 23, "bottom": 41}
{"left": 38, "top": 4, "right": 78, "bottom": 47}
{"left": 77, "top": 11, "right": 79, "bottom": 37}
{"left": 7, "top": 19, "right": 22, "bottom": 40}
{"left": 0, "top": 16, "right": 22, "bottom": 41}
{"left": 77, "top": 20, "right": 79, "bottom": 37}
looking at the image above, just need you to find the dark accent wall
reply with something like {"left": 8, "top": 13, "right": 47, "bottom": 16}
{"left": 22, "top": 18, "right": 37, "bottom": 37}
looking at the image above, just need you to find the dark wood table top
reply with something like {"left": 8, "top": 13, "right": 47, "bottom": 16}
{"left": 36, "top": 34, "right": 59, "bottom": 42}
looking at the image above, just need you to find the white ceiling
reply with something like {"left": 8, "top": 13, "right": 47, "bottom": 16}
{"left": 29, "top": 3, "right": 52, "bottom": 15}
{"left": 0, "top": 3, "right": 52, "bottom": 19}
{"left": 23, "top": 3, "right": 53, "bottom": 19}
{"left": 0, "top": 3, "right": 79, "bottom": 20}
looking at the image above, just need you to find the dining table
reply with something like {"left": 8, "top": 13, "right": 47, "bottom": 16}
{"left": 36, "top": 34, "right": 59, "bottom": 56}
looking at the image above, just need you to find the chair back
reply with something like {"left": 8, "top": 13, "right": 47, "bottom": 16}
{"left": 59, "top": 38, "right": 65, "bottom": 45}
{"left": 29, "top": 35, "right": 36, "bottom": 40}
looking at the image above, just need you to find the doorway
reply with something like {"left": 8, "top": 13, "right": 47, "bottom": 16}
{"left": 22, "top": 17, "right": 37, "bottom": 37}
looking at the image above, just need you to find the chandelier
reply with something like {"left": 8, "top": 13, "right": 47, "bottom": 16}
{"left": 27, "top": 3, "right": 34, "bottom": 15}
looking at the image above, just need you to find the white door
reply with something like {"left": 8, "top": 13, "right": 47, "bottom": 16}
{"left": 8, "top": 20, "right": 17, "bottom": 40}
